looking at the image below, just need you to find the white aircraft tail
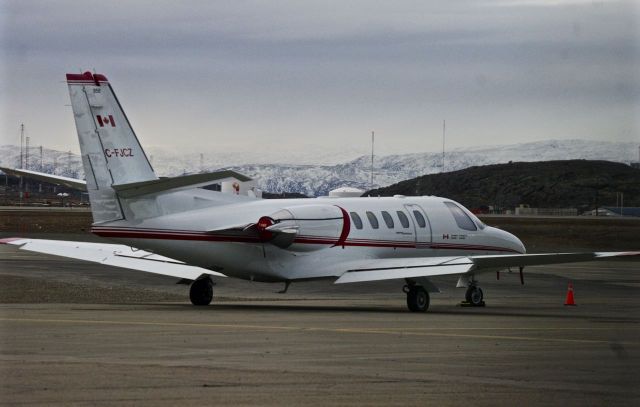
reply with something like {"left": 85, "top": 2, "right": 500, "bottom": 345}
{"left": 66, "top": 72, "right": 157, "bottom": 223}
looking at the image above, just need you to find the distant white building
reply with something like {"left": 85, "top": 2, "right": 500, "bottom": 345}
{"left": 328, "top": 187, "right": 364, "bottom": 198}
{"left": 515, "top": 204, "right": 577, "bottom": 216}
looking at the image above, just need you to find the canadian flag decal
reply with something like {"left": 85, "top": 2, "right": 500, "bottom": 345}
{"left": 96, "top": 115, "right": 115, "bottom": 127}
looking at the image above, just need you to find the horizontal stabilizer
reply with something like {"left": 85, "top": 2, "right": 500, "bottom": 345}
{"left": 0, "top": 167, "right": 87, "bottom": 191}
{"left": 112, "top": 170, "right": 252, "bottom": 198}
{"left": 0, "top": 237, "right": 225, "bottom": 281}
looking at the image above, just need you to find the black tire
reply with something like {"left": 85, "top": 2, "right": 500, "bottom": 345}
{"left": 466, "top": 286, "right": 483, "bottom": 306}
{"left": 190, "top": 278, "right": 213, "bottom": 306}
{"left": 406, "top": 287, "right": 429, "bottom": 312}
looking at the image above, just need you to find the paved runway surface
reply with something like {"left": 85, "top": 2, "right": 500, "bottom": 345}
{"left": 1, "top": 245, "right": 639, "bottom": 406}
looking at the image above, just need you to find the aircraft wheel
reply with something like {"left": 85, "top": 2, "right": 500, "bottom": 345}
{"left": 190, "top": 277, "right": 213, "bottom": 306}
{"left": 406, "top": 286, "right": 429, "bottom": 312}
{"left": 465, "top": 286, "right": 484, "bottom": 306}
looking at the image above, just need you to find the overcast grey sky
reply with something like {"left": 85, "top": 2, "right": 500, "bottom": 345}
{"left": 1, "top": 0, "right": 638, "bottom": 159}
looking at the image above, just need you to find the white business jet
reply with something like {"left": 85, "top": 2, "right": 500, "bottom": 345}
{"left": 2, "top": 72, "right": 637, "bottom": 312}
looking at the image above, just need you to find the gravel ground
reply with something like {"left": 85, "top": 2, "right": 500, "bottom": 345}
{"left": 0, "top": 274, "right": 185, "bottom": 304}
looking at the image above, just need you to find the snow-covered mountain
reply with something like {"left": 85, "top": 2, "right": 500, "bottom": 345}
{"left": 0, "top": 145, "right": 83, "bottom": 179}
{"left": 227, "top": 139, "right": 638, "bottom": 196}
{"left": 1, "top": 140, "right": 637, "bottom": 197}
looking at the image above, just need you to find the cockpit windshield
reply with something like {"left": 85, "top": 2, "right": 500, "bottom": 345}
{"left": 444, "top": 202, "right": 484, "bottom": 231}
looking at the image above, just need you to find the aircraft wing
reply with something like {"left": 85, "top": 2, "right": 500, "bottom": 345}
{"left": 0, "top": 238, "right": 225, "bottom": 281}
{"left": 334, "top": 251, "right": 640, "bottom": 284}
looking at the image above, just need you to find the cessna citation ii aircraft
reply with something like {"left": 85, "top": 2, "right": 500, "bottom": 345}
{"left": 2, "top": 72, "right": 638, "bottom": 312}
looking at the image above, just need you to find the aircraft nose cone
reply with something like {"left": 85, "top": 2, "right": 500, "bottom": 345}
{"left": 501, "top": 230, "right": 525, "bottom": 254}
{"left": 510, "top": 233, "right": 526, "bottom": 254}
{"left": 489, "top": 226, "right": 526, "bottom": 254}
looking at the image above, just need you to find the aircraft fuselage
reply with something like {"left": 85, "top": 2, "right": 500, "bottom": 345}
{"left": 92, "top": 195, "right": 525, "bottom": 282}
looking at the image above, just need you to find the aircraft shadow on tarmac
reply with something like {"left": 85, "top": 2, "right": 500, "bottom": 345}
{"left": 90, "top": 301, "right": 638, "bottom": 322}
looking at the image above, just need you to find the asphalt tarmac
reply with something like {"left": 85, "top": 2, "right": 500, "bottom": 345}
{"left": 1, "top": 245, "right": 639, "bottom": 406}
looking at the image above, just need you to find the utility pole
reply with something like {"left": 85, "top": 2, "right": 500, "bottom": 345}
{"left": 38, "top": 145, "right": 43, "bottom": 193}
{"left": 24, "top": 136, "right": 30, "bottom": 193}
{"left": 18, "top": 124, "right": 24, "bottom": 191}
{"left": 370, "top": 130, "right": 375, "bottom": 189}
{"left": 19, "top": 123, "right": 24, "bottom": 169}
{"left": 25, "top": 136, "right": 30, "bottom": 170}
{"left": 442, "top": 120, "right": 446, "bottom": 173}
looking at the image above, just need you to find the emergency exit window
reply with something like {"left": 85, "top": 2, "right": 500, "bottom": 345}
{"left": 350, "top": 212, "right": 363, "bottom": 230}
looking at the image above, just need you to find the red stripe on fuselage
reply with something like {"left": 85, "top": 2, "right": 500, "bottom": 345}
{"left": 91, "top": 227, "right": 520, "bottom": 253}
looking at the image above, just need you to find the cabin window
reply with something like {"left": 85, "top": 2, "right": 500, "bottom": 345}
{"left": 412, "top": 210, "right": 427, "bottom": 228}
{"left": 396, "top": 211, "right": 410, "bottom": 228}
{"left": 444, "top": 202, "right": 477, "bottom": 231}
{"left": 350, "top": 212, "right": 363, "bottom": 230}
{"left": 381, "top": 211, "right": 394, "bottom": 229}
{"left": 366, "top": 211, "right": 379, "bottom": 229}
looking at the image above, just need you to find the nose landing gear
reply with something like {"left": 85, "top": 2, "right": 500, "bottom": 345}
{"left": 464, "top": 285, "right": 485, "bottom": 307}
{"left": 457, "top": 275, "right": 486, "bottom": 307}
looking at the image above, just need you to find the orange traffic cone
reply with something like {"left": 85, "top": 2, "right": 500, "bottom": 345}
{"left": 564, "top": 282, "right": 576, "bottom": 306}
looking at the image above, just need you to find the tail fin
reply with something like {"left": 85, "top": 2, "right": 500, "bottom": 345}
{"left": 66, "top": 72, "right": 157, "bottom": 223}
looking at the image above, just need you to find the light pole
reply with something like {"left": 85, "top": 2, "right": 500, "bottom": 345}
{"left": 57, "top": 192, "right": 69, "bottom": 207}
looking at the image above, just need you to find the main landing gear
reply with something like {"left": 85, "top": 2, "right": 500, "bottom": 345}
{"left": 404, "top": 283, "right": 430, "bottom": 312}
{"left": 189, "top": 276, "right": 214, "bottom": 306}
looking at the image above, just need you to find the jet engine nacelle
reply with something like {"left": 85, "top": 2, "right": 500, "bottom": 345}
{"left": 256, "top": 204, "right": 350, "bottom": 252}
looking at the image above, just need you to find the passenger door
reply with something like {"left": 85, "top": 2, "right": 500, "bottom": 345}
{"left": 404, "top": 204, "right": 432, "bottom": 248}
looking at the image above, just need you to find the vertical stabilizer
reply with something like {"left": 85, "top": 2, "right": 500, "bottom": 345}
{"left": 66, "top": 72, "right": 157, "bottom": 223}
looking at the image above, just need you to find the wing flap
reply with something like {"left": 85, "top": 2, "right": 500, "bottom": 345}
{"left": 470, "top": 251, "right": 640, "bottom": 270}
{"left": 336, "top": 264, "right": 472, "bottom": 284}
{"left": 335, "top": 256, "right": 473, "bottom": 284}
{"left": 1, "top": 238, "right": 225, "bottom": 281}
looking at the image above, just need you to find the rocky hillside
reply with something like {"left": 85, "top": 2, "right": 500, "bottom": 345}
{"left": 367, "top": 160, "right": 640, "bottom": 211}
